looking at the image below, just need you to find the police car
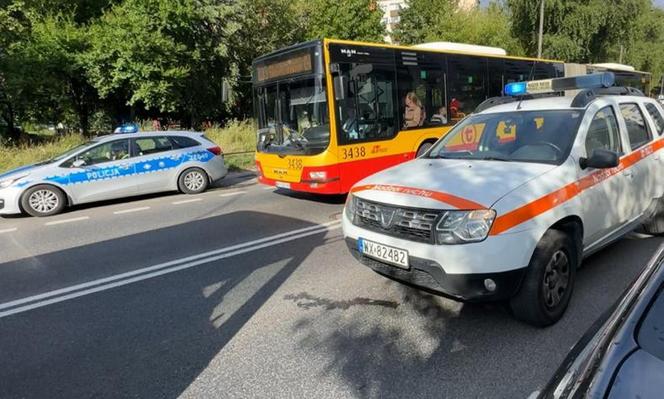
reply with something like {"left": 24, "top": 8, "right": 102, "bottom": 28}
{"left": 343, "top": 73, "right": 664, "bottom": 326}
{"left": 0, "top": 131, "right": 227, "bottom": 217}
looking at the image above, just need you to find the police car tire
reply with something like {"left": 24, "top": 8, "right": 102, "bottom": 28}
{"left": 416, "top": 142, "right": 434, "bottom": 158}
{"left": 641, "top": 200, "right": 664, "bottom": 236}
{"left": 21, "top": 185, "right": 67, "bottom": 217}
{"left": 178, "top": 168, "right": 209, "bottom": 194}
{"left": 510, "top": 229, "right": 577, "bottom": 327}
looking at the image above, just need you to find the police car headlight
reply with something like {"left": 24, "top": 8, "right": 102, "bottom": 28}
{"left": 435, "top": 209, "right": 496, "bottom": 244}
{"left": 344, "top": 194, "right": 356, "bottom": 223}
{"left": 0, "top": 174, "right": 28, "bottom": 189}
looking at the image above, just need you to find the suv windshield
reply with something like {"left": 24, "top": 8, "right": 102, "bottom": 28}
{"left": 427, "top": 110, "right": 584, "bottom": 165}
{"left": 255, "top": 76, "right": 329, "bottom": 155}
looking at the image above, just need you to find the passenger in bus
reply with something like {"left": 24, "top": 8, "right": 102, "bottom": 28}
{"left": 449, "top": 98, "right": 465, "bottom": 120}
{"left": 403, "top": 92, "right": 425, "bottom": 128}
{"left": 431, "top": 107, "right": 448, "bottom": 125}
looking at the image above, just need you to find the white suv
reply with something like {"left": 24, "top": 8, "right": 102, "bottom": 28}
{"left": 342, "top": 73, "right": 664, "bottom": 326}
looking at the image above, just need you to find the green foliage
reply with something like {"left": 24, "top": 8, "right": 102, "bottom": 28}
{"left": 298, "top": 0, "right": 386, "bottom": 41}
{"left": 621, "top": 7, "right": 664, "bottom": 94}
{"left": 393, "top": 0, "right": 457, "bottom": 45}
{"left": 0, "top": 134, "right": 86, "bottom": 173}
{"left": 507, "top": 0, "right": 650, "bottom": 62}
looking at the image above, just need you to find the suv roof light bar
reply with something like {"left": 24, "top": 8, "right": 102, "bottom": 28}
{"left": 504, "top": 72, "right": 615, "bottom": 97}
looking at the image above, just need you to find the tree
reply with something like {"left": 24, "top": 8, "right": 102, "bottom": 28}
{"left": 621, "top": 6, "right": 664, "bottom": 95}
{"left": 393, "top": 0, "right": 457, "bottom": 45}
{"left": 507, "top": 0, "right": 650, "bottom": 62}
{"left": 298, "top": 0, "right": 386, "bottom": 42}
{"left": 84, "top": 0, "right": 244, "bottom": 127}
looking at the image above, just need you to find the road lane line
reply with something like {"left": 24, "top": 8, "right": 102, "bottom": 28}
{"left": 219, "top": 191, "right": 246, "bottom": 197}
{"left": 0, "top": 227, "right": 18, "bottom": 234}
{"left": 0, "top": 221, "right": 341, "bottom": 318}
{"left": 172, "top": 198, "right": 203, "bottom": 205}
{"left": 44, "top": 216, "right": 89, "bottom": 226}
{"left": 113, "top": 206, "right": 151, "bottom": 215}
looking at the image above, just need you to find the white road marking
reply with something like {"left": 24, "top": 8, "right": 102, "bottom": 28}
{"left": 113, "top": 206, "right": 151, "bottom": 215}
{"left": 219, "top": 191, "right": 246, "bottom": 197}
{"left": 0, "top": 227, "right": 18, "bottom": 234}
{"left": 0, "top": 221, "right": 341, "bottom": 319}
{"left": 172, "top": 198, "right": 203, "bottom": 205}
{"left": 44, "top": 216, "right": 89, "bottom": 226}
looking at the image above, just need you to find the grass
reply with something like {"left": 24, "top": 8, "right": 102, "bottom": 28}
{"left": 0, "top": 120, "right": 257, "bottom": 174}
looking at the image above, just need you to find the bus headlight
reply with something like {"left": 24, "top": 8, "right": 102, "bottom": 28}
{"left": 435, "top": 209, "right": 496, "bottom": 244}
{"left": 344, "top": 194, "right": 356, "bottom": 223}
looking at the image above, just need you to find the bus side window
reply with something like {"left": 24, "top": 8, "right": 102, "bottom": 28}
{"left": 397, "top": 64, "right": 446, "bottom": 129}
{"left": 447, "top": 55, "right": 487, "bottom": 122}
{"left": 336, "top": 63, "right": 397, "bottom": 144}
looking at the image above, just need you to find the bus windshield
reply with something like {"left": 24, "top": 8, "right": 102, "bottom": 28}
{"left": 255, "top": 76, "right": 329, "bottom": 155}
{"left": 427, "top": 110, "right": 584, "bottom": 165}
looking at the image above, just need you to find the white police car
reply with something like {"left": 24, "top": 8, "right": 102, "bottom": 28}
{"left": 343, "top": 73, "right": 664, "bottom": 326}
{"left": 0, "top": 131, "right": 227, "bottom": 217}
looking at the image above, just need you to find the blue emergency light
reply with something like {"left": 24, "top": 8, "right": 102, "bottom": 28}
{"left": 114, "top": 123, "right": 139, "bottom": 134}
{"left": 504, "top": 72, "right": 616, "bottom": 97}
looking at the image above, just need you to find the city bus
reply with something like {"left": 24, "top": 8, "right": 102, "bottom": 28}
{"left": 252, "top": 38, "right": 564, "bottom": 194}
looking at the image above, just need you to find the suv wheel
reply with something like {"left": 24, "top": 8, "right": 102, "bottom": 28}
{"left": 21, "top": 185, "right": 67, "bottom": 217}
{"left": 641, "top": 199, "right": 664, "bottom": 236}
{"left": 178, "top": 167, "right": 209, "bottom": 194}
{"left": 510, "top": 229, "right": 577, "bottom": 327}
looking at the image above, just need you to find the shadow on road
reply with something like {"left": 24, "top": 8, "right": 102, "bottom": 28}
{"left": 286, "top": 234, "right": 663, "bottom": 399}
{"left": 0, "top": 210, "right": 328, "bottom": 399}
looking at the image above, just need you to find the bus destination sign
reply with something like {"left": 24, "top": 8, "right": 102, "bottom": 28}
{"left": 256, "top": 51, "right": 313, "bottom": 82}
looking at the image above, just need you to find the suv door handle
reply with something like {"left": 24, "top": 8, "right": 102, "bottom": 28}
{"left": 624, "top": 170, "right": 634, "bottom": 178}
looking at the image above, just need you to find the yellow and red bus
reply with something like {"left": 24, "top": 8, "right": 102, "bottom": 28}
{"left": 252, "top": 39, "right": 564, "bottom": 194}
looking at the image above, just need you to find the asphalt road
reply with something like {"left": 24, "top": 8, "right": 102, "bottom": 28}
{"left": 0, "top": 174, "right": 661, "bottom": 399}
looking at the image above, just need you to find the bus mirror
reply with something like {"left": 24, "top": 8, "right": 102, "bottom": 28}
{"left": 222, "top": 80, "right": 232, "bottom": 104}
{"left": 334, "top": 75, "right": 349, "bottom": 101}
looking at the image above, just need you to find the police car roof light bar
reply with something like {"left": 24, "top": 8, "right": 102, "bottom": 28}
{"left": 504, "top": 72, "right": 616, "bottom": 97}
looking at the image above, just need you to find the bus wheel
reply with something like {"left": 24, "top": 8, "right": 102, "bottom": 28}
{"left": 416, "top": 142, "right": 434, "bottom": 157}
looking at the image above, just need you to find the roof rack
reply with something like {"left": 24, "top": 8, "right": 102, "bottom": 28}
{"left": 571, "top": 86, "right": 645, "bottom": 108}
{"left": 475, "top": 92, "right": 561, "bottom": 113}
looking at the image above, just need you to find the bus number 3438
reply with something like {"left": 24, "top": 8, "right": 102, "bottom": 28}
{"left": 342, "top": 147, "right": 366, "bottom": 160}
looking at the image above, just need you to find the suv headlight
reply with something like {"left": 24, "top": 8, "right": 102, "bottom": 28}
{"left": 0, "top": 174, "right": 28, "bottom": 189}
{"left": 344, "top": 194, "right": 356, "bottom": 223}
{"left": 435, "top": 209, "right": 496, "bottom": 244}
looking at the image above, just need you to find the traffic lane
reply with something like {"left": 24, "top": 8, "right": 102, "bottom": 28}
{"left": 0, "top": 208, "right": 341, "bottom": 306}
{"left": 0, "top": 224, "right": 342, "bottom": 399}
{"left": 0, "top": 181, "right": 344, "bottom": 264}
{"left": 181, "top": 234, "right": 664, "bottom": 399}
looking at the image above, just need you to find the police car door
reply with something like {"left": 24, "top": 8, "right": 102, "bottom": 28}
{"left": 131, "top": 136, "right": 180, "bottom": 194}
{"left": 64, "top": 139, "right": 136, "bottom": 203}
{"left": 579, "top": 105, "right": 629, "bottom": 244}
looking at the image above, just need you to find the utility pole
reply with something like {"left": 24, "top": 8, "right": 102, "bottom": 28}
{"left": 537, "top": 0, "right": 544, "bottom": 59}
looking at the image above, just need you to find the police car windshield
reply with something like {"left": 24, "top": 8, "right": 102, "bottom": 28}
{"left": 428, "top": 110, "right": 584, "bottom": 165}
{"left": 46, "top": 141, "right": 98, "bottom": 163}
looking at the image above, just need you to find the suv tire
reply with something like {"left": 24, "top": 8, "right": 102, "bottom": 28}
{"left": 510, "top": 229, "right": 577, "bottom": 327}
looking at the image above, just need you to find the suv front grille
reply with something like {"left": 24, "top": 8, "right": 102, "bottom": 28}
{"left": 353, "top": 198, "right": 440, "bottom": 243}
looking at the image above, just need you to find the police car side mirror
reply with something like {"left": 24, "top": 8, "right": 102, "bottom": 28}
{"left": 72, "top": 159, "right": 87, "bottom": 168}
{"left": 580, "top": 149, "right": 619, "bottom": 170}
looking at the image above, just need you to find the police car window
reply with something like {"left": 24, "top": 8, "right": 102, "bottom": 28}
{"left": 645, "top": 103, "right": 664, "bottom": 136}
{"left": 585, "top": 107, "right": 622, "bottom": 156}
{"left": 74, "top": 140, "right": 130, "bottom": 166}
{"left": 133, "top": 137, "right": 173, "bottom": 156}
{"left": 427, "top": 110, "right": 583, "bottom": 165}
{"left": 620, "top": 103, "right": 652, "bottom": 150}
{"left": 170, "top": 136, "right": 200, "bottom": 149}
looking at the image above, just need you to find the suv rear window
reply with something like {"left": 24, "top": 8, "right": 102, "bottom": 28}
{"left": 645, "top": 103, "right": 664, "bottom": 136}
{"left": 620, "top": 103, "right": 652, "bottom": 150}
{"left": 170, "top": 136, "right": 200, "bottom": 148}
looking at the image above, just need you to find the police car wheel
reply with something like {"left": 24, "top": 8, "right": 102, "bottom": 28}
{"left": 416, "top": 142, "right": 433, "bottom": 158}
{"left": 21, "top": 185, "right": 66, "bottom": 217}
{"left": 178, "top": 168, "right": 208, "bottom": 194}
{"left": 510, "top": 229, "right": 576, "bottom": 327}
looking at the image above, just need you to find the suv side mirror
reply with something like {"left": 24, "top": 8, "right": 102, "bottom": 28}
{"left": 72, "top": 159, "right": 87, "bottom": 168}
{"left": 333, "top": 75, "right": 349, "bottom": 101}
{"left": 580, "top": 149, "right": 619, "bottom": 170}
